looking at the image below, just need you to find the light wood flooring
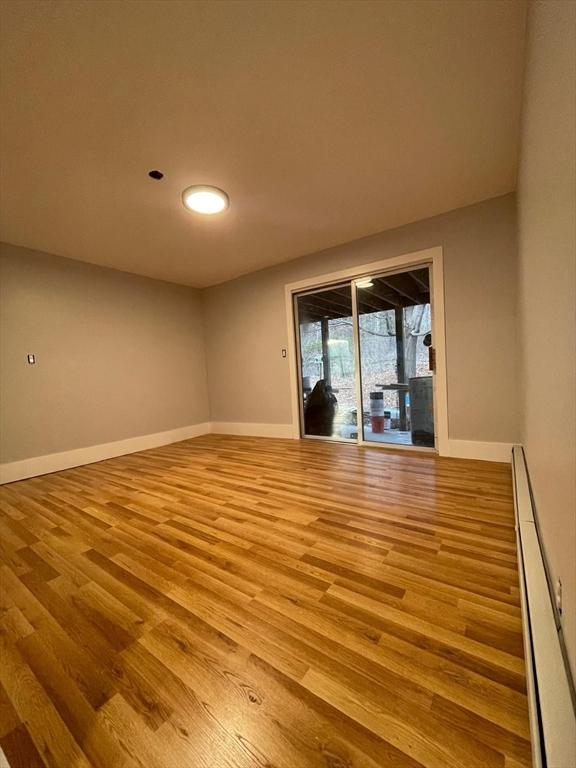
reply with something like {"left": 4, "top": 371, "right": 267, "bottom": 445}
{"left": 0, "top": 435, "right": 531, "bottom": 768}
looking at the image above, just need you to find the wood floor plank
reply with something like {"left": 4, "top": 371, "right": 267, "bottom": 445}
{"left": 0, "top": 435, "right": 532, "bottom": 767}
{"left": 0, "top": 631, "right": 92, "bottom": 768}
{"left": 0, "top": 724, "right": 47, "bottom": 768}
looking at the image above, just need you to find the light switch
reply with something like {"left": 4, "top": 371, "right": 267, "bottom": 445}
{"left": 27, "top": 354, "right": 36, "bottom": 365}
{"left": 281, "top": 349, "right": 287, "bottom": 358}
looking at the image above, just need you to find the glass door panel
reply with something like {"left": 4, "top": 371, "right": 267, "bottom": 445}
{"left": 355, "top": 266, "right": 435, "bottom": 448}
{"left": 295, "top": 284, "right": 358, "bottom": 440}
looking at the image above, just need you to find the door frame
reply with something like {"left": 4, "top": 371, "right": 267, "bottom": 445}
{"left": 284, "top": 246, "right": 449, "bottom": 456}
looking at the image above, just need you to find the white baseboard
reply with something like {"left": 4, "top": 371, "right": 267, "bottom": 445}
{"left": 210, "top": 422, "right": 295, "bottom": 439}
{"left": 0, "top": 426, "right": 513, "bottom": 484}
{"left": 0, "top": 422, "right": 211, "bottom": 485}
{"left": 445, "top": 439, "right": 513, "bottom": 463}
{"left": 512, "top": 445, "right": 576, "bottom": 768}
{"left": 209, "top": 427, "right": 512, "bottom": 463}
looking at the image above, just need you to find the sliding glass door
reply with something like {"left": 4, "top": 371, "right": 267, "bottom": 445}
{"left": 294, "top": 264, "right": 436, "bottom": 449}
{"left": 355, "top": 266, "right": 435, "bottom": 448}
{"left": 295, "top": 284, "right": 358, "bottom": 440}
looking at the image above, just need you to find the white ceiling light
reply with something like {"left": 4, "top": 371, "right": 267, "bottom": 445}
{"left": 182, "top": 185, "right": 229, "bottom": 215}
{"left": 356, "top": 278, "right": 374, "bottom": 288}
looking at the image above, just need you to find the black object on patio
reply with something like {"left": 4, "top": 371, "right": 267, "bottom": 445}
{"left": 304, "top": 380, "right": 337, "bottom": 436}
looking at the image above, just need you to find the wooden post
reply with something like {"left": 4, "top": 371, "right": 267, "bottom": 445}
{"left": 320, "top": 318, "right": 331, "bottom": 386}
{"left": 394, "top": 307, "right": 407, "bottom": 430}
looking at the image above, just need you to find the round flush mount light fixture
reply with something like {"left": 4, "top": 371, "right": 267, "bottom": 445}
{"left": 182, "top": 185, "right": 229, "bottom": 215}
{"left": 356, "top": 278, "right": 374, "bottom": 288}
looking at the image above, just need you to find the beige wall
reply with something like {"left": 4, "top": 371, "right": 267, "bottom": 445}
{"left": 0, "top": 243, "right": 209, "bottom": 463}
{"left": 1, "top": 195, "right": 521, "bottom": 465}
{"left": 517, "top": 1, "right": 576, "bottom": 679}
{"left": 203, "top": 194, "right": 520, "bottom": 444}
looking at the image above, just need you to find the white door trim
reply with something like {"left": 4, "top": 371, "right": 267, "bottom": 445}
{"left": 284, "top": 246, "right": 449, "bottom": 455}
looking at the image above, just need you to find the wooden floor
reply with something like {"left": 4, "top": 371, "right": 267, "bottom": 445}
{"left": 0, "top": 435, "right": 531, "bottom": 768}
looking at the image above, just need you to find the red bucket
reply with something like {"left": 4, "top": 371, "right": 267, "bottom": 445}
{"left": 370, "top": 392, "right": 385, "bottom": 433}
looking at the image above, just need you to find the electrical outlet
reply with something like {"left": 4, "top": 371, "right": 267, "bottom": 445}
{"left": 555, "top": 579, "right": 562, "bottom": 614}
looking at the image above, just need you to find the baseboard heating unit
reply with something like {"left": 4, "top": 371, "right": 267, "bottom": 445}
{"left": 512, "top": 445, "right": 576, "bottom": 768}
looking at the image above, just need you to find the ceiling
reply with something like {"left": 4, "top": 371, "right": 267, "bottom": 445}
{"left": 0, "top": 0, "right": 527, "bottom": 288}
